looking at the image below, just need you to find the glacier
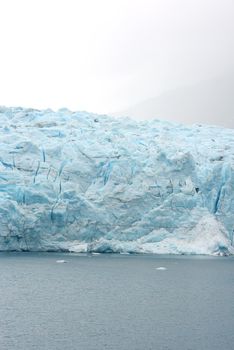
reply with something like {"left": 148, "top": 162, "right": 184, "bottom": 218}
{"left": 0, "top": 106, "right": 233, "bottom": 255}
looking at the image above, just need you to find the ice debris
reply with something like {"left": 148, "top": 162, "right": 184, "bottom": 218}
{"left": 0, "top": 106, "right": 233, "bottom": 255}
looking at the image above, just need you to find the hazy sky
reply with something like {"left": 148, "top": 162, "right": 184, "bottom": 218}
{"left": 0, "top": 0, "right": 233, "bottom": 117}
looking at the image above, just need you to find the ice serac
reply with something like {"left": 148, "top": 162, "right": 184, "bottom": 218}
{"left": 0, "top": 107, "right": 233, "bottom": 255}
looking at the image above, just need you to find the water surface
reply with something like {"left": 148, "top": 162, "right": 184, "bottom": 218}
{"left": 0, "top": 253, "right": 233, "bottom": 350}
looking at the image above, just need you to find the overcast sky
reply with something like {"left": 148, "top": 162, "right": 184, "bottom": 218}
{"left": 0, "top": 0, "right": 233, "bottom": 122}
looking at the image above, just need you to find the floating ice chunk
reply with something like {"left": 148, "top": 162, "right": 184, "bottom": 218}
{"left": 56, "top": 260, "right": 68, "bottom": 263}
{"left": 156, "top": 267, "right": 167, "bottom": 270}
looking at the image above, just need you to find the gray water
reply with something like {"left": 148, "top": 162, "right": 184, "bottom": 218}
{"left": 0, "top": 253, "right": 233, "bottom": 350}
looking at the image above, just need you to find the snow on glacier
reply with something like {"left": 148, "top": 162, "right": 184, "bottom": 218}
{"left": 0, "top": 106, "right": 233, "bottom": 255}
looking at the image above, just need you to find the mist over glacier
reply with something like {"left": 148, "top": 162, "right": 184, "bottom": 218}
{"left": 0, "top": 107, "right": 233, "bottom": 255}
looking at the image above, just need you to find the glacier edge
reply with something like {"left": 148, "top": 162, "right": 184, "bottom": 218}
{"left": 0, "top": 106, "right": 233, "bottom": 255}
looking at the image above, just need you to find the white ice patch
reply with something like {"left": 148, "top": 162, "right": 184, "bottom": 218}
{"left": 69, "top": 242, "right": 88, "bottom": 253}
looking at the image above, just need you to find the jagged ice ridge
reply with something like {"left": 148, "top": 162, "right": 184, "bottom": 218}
{"left": 0, "top": 107, "right": 234, "bottom": 255}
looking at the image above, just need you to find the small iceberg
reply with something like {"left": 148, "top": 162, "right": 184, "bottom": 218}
{"left": 56, "top": 260, "right": 68, "bottom": 263}
{"left": 156, "top": 267, "right": 167, "bottom": 270}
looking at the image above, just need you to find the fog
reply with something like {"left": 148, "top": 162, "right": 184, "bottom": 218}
{"left": 119, "top": 75, "right": 234, "bottom": 128}
{"left": 0, "top": 0, "right": 233, "bottom": 126}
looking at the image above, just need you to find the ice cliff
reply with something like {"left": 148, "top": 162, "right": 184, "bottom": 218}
{"left": 0, "top": 107, "right": 233, "bottom": 255}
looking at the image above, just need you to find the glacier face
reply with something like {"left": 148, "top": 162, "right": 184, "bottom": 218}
{"left": 0, "top": 106, "right": 233, "bottom": 255}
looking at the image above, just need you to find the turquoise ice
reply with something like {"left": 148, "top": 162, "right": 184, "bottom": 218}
{"left": 0, "top": 107, "right": 233, "bottom": 254}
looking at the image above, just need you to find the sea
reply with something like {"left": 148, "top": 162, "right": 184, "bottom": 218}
{"left": 0, "top": 253, "right": 233, "bottom": 350}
